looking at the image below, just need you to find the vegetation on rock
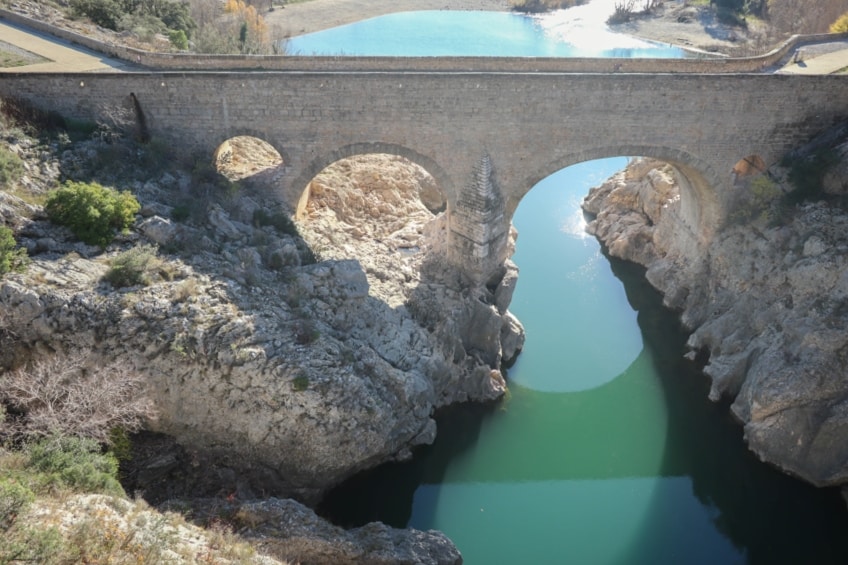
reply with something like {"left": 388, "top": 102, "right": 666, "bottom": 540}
{"left": 0, "top": 227, "right": 27, "bottom": 277}
{"left": 0, "top": 146, "right": 24, "bottom": 190}
{"left": 44, "top": 181, "right": 140, "bottom": 247}
{"left": 0, "top": 352, "right": 155, "bottom": 445}
{"left": 104, "top": 244, "right": 164, "bottom": 287}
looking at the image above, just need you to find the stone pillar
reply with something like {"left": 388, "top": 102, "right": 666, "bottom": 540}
{"left": 448, "top": 154, "right": 511, "bottom": 286}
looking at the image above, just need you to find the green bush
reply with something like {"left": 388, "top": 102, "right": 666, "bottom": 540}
{"left": 0, "top": 146, "right": 24, "bottom": 189}
{"left": 26, "top": 436, "right": 123, "bottom": 496}
{"left": 729, "top": 175, "right": 782, "bottom": 225}
{"left": 785, "top": 149, "right": 840, "bottom": 205}
{"left": 0, "top": 479, "right": 34, "bottom": 531}
{"left": 169, "top": 29, "right": 189, "bottom": 50}
{"left": 292, "top": 373, "right": 310, "bottom": 392}
{"left": 103, "top": 244, "right": 159, "bottom": 288}
{"left": 253, "top": 209, "right": 298, "bottom": 236}
{"left": 0, "top": 226, "right": 28, "bottom": 276}
{"left": 69, "top": 0, "right": 123, "bottom": 30}
{"left": 45, "top": 181, "right": 140, "bottom": 246}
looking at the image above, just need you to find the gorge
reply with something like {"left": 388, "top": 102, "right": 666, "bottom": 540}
{"left": 2, "top": 1, "right": 848, "bottom": 563}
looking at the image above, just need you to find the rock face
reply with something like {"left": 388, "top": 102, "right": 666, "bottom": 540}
{"left": 0, "top": 138, "right": 522, "bottom": 505}
{"left": 234, "top": 498, "right": 462, "bottom": 565}
{"left": 583, "top": 156, "right": 848, "bottom": 488}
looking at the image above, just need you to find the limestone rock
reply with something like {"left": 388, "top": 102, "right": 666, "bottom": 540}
{"left": 583, "top": 157, "right": 848, "bottom": 488}
{"left": 139, "top": 215, "right": 176, "bottom": 245}
{"left": 236, "top": 498, "right": 462, "bottom": 565}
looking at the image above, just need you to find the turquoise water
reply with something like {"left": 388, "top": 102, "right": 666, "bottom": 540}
{"left": 287, "top": 10, "right": 688, "bottom": 58}
{"left": 310, "top": 6, "right": 848, "bottom": 564}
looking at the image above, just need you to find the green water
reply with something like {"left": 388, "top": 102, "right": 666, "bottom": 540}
{"left": 321, "top": 159, "right": 848, "bottom": 564}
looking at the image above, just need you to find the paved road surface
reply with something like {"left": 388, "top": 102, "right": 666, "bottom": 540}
{"left": 0, "top": 19, "right": 136, "bottom": 72}
{"left": 0, "top": 14, "right": 846, "bottom": 74}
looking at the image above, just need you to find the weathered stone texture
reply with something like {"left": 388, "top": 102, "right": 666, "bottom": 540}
{"left": 2, "top": 71, "right": 846, "bottom": 285}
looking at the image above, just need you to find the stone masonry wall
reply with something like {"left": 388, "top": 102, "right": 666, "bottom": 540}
{"left": 1, "top": 70, "right": 847, "bottom": 282}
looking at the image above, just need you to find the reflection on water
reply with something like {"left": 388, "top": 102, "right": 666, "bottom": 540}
{"left": 320, "top": 160, "right": 848, "bottom": 564}
{"left": 509, "top": 159, "right": 641, "bottom": 393}
{"left": 305, "top": 4, "right": 848, "bottom": 563}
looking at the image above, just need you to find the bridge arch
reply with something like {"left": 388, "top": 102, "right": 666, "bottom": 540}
{"left": 512, "top": 144, "right": 725, "bottom": 244}
{"left": 292, "top": 142, "right": 453, "bottom": 219}
{"left": 211, "top": 135, "right": 285, "bottom": 181}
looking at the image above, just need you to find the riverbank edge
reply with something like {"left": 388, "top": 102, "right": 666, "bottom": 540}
{"left": 5, "top": 7, "right": 843, "bottom": 74}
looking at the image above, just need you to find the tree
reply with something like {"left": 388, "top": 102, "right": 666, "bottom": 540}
{"left": 831, "top": 12, "right": 848, "bottom": 33}
{"left": 224, "top": 0, "right": 270, "bottom": 54}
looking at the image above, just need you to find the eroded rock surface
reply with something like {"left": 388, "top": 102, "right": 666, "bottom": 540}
{"left": 583, "top": 156, "right": 848, "bottom": 487}
{"left": 0, "top": 137, "right": 521, "bottom": 505}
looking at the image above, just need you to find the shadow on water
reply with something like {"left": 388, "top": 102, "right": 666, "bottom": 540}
{"left": 321, "top": 247, "right": 848, "bottom": 563}
{"left": 317, "top": 401, "right": 498, "bottom": 528}
{"left": 607, "top": 255, "right": 848, "bottom": 565}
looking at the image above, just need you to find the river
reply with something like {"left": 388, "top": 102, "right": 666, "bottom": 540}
{"left": 290, "top": 4, "right": 848, "bottom": 564}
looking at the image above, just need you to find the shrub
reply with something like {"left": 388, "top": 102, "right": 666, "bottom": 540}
{"left": 26, "top": 436, "right": 123, "bottom": 496}
{"left": 0, "top": 146, "right": 24, "bottom": 189}
{"left": 511, "top": 0, "right": 584, "bottom": 13}
{"left": 0, "top": 351, "right": 155, "bottom": 444}
{"left": 784, "top": 148, "right": 840, "bottom": 204}
{"left": 69, "top": 0, "right": 123, "bottom": 30}
{"left": 169, "top": 29, "right": 189, "bottom": 50}
{"left": 103, "top": 244, "right": 160, "bottom": 288}
{"left": 292, "top": 373, "right": 310, "bottom": 391}
{"left": 171, "top": 202, "right": 191, "bottom": 222}
{"left": 729, "top": 175, "right": 782, "bottom": 224}
{"left": 0, "top": 226, "right": 28, "bottom": 277}
{"left": 44, "top": 181, "right": 140, "bottom": 246}
{"left": 0, "top": 479, "right": 34, "bottom": 530}
{"left": 831, "top": 12, "right": 848, "bottom": 33}
{"left": 253, "top": 209, "right": 298, "bottom": 236}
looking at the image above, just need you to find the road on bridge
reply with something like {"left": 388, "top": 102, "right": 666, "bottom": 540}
{"left": 0, "top": 15, "right": 847, "bottom": 74}
{"left": 0, "top": 19, "right": 137, "bottom": 73}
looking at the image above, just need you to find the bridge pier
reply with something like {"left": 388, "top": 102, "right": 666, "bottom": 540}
{"left": 447, "top": 154, "right": 513, "bottom": 287}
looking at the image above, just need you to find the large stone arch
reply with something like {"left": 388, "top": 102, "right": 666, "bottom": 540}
{"left": 512, "top": 144, "right": 724, "bottom": 245}
{"left": 291, "top": 142, "right": 454, "bottom": 218}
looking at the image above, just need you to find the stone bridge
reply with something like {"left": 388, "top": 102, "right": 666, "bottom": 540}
{"left": 2, "top": 70, "right": 847, "bottom": 284}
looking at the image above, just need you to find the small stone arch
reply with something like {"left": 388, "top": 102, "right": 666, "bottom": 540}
{"left": 515, "top": 144, "right": 724, "bottom": 245}
{"left": 211, "top": 134, "right": 285, "bottom": 182}
{"left": 292, "top": 142, "right": 453, "bottom": 220}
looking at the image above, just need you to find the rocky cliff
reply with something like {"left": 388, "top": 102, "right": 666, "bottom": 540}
{"left": 0, "top": 118, "right": 521, "bottom": 561}
{"left": 582, "top": 140, "right": 848, "bottom": 490}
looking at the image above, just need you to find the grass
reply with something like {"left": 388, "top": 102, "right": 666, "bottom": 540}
{"left": 0, "top": 44, "right": 47, "bottom": 68}
{"left": 0, "top": 438, "right": 279, "bottom": 564}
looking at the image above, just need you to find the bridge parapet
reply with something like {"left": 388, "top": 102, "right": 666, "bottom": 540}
{"left": 2, "top": 8, "right": 848, "bottom": 74}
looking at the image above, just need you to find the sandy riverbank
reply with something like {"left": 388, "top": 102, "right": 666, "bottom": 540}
{"left": 266, "top": 0, "right": 762, "bottom": 54}
{"left": 268, "top": 0, "right": 511, "bottom": 38}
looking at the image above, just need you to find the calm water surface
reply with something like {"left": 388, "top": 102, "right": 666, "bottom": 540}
{"left": 310, "top": 5, "right": 848, "bottom": 564}
{"left": 287, "top": 5, "right": 687, "bottom": 57}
